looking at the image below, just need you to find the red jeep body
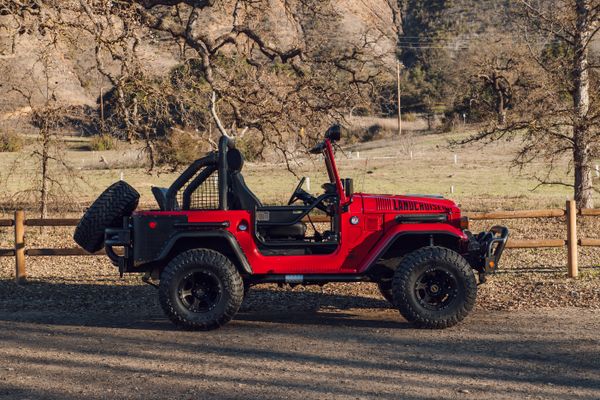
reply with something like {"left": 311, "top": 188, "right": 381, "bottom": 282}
{"left": 99, "top": 126, "right": 508, "bottom": 329}
{"left": 106, "top": 130, "right": 507, "bottom": 283}
{"left": 136, "top": 193, "right": 464, "bottom": 276}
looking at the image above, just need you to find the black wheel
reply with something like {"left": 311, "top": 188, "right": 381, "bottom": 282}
{"left": 377, "top": 280, "right": 394, "bottom": 304}
{"left": 73, "top": 181, "right": 139, "bottom": 253}
{"left": 392, "top": 246, "right": 477, "bottom": 329}
{"left": 159, "top": 249, "right": 244, "bottom": 331}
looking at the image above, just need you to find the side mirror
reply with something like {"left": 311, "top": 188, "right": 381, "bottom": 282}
{"left": 325, "top": 124, "right": 341, "bottom": 142}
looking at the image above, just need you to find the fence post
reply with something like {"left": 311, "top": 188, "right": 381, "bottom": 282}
{"left": 566, "top": 200, "right": 578, "bottom": 278}
{"left": 14, "top": 210, "right": 26, "bottom": 284}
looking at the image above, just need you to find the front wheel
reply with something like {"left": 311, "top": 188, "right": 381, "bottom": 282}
{"left": 159, "top": 249, "right": 244, "bottom": 331}
{"left": 392, "top": 246, "right": 477, "bottom": 329}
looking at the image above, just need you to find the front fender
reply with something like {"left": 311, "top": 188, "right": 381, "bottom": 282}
{"left": 357, "top": 223, "right": 466, "bottom": 274}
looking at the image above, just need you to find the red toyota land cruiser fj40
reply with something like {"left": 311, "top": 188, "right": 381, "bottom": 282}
{"left": 74, "top": 125, "right": 508, "bottom": 330}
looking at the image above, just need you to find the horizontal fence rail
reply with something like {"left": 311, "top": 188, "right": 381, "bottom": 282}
{"left": 467, "top": 209, "right": 566, "bottom": 220}
{"left": 0, "top": 200, "right": 597, "bottom": 283}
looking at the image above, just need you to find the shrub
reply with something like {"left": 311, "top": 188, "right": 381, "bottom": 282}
{"left": 0, "top": 132, "right": 24, "bottom": 152}
{"left": 403, "top": 112, "right": 418, "bottom": 122}
{"left": 235, "top": 134, "right": 263, "bottom": 162}
{"left": 361, "top": 124, "right": 383, "bottom": 142}
{"left": 89, "top": 134, "right": 118, "bottom": 151}
{"left": 156, "top": 128, "right": 210, "bottom": 167}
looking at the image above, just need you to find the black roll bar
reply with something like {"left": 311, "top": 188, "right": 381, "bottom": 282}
{"left": 181, "top": 165, "right": 219, "bottom": 210}
{"left": 165, "top": 135, "right": 235, "bottom": 211}
{"left": 218, "top": 136, "right": 235, "bottom": 210}
{"left": 165, "top": 152, "right": 218, "bottom": 210}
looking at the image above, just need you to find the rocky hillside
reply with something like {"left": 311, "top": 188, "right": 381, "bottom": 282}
{"left": 0, "top": 0, "right": 398, "bottom": 124}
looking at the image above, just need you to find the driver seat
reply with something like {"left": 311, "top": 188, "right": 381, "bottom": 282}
{"left": 227, "top": 149, "right": 262, "bottom": 210}
{"left": 227, "top": 149, "right": 306, "bottom": 240}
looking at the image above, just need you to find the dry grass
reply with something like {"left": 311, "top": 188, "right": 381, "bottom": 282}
{"left": 0, "top": 127, "right": 577, "bottom": 212}
{"left": 346, "top": 115, "right": 428, "bottom": 132}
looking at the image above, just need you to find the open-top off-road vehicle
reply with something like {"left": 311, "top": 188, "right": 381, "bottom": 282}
{"left": 74, "top": 125, "right": 508, "bottom": 330}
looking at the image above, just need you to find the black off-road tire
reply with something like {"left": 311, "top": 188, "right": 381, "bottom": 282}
{"left": 377, "top": 280, "right": 394, "bottom": 304}
{"left": 73, "top": 181, "right": 139, "bottom": 253}
{"left": 159, "top": 249, "right": 244, "bottom": 331}
{"left": 392, "top": 246, "right": 477, "bottom": 329}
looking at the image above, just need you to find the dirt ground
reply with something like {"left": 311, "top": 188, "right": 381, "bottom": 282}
{"left": 0, "top": 284, "right": 599, "bottom": 400}
{"left": 0, "top": 128, "right": 599, "bottom": 399}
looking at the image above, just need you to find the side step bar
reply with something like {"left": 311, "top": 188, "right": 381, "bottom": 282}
{"left": 249, "top": 274, "right": 370, "bottom": 285}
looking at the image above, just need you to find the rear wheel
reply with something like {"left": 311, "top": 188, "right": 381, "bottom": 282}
{"left": 159, "top": 249, "right": 244, "bottom": 331}
{"left": 392, "top": 246, "right": 477, "bottom": 329}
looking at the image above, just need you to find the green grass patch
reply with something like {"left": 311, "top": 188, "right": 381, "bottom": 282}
{"left": 88, "top": 135, "right": 118, "bottom": 151}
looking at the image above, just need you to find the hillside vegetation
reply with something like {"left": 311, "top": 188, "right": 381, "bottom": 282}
{"left": 1, "top": 0, "right": 600, "bottom": 210}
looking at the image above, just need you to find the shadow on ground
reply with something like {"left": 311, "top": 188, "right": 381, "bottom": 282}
{"left": 0, "top": 279, "right": 599, "bottom": 399}
{"left": 0, "top": 279, "right": 392, "bottom": 329}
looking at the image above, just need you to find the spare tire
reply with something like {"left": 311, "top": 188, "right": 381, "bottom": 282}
{"left": 74, "top": 181, "right": 140, "bottom": 253}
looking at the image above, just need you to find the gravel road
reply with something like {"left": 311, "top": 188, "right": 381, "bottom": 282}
{"left": 0, "top": 286, "right": 598, "bottom": 400}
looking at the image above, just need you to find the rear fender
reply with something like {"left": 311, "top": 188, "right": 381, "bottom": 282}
{"left": 130, "top": 214, "right": 251, "bottom": 275}
{"left": 158, "top": 231, "right": 252, "bottom": 275}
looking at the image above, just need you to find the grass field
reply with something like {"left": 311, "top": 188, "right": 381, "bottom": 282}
{"left": 0, "top": 127, "right": 578, "bottom": 214}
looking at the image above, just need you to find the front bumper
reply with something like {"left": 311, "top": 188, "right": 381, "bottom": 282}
{"left": 466, "top": 226, "right": 509, "bottom": 274}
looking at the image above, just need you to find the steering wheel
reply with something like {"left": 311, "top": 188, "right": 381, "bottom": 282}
{"left": 288, "top": 177, "right": 310, "bottom": 205}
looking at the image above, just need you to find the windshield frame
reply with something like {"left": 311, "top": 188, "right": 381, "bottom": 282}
{"left": 322, "top": 139, "right": 348, "bottom": 205}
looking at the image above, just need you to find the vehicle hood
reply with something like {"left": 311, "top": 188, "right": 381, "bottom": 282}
{"left": 357, "top": 193, "right": 461, "bottom": 215}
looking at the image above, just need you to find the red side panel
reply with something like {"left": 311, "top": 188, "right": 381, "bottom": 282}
{"left": 135, "top": 193, "right": 466, "bottom": 275}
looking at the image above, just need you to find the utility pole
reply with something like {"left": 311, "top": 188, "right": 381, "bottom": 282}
{"left": 99, "top": 87, "right": 104, "bottom": 132}
{"left": 397, "top": 60, "right": 402, "bottom": 136}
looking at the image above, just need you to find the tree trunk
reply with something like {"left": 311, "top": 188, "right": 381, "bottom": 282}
{"left": 494, "top": 74, "right": 506, "bottom": 125}
{"left": 573, "top": 0, "right": 593, "bottom": 209}
{"left": 573, "top": 139, "right": 593, "bottom": 208}
{"left": 40, "top": 125, "right": 50, "bottom": 219}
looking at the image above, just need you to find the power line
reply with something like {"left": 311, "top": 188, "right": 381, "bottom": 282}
{"left": 396, "top": 46, "right": 469, "bottom": 50}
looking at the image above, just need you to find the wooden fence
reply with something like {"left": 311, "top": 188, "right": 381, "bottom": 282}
{"left": 0, "top": 200, "right": 597, "bottom": 283}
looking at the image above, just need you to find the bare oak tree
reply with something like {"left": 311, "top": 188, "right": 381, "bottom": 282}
{"left": 0, "top": 6, "right": 85, "bottom": 217}
{"left": 91, "top": 0, "right": 397, "bottom": 167}
{"left": 461, "top": 0, "right": 600, "bottom": 208}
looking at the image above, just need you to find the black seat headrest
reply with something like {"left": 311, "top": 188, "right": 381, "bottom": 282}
{"left": 152, "top": 186, "right": 180, "bottom": 211}
{"left": 227, "top": 148, "right": 244, "bottom": 173}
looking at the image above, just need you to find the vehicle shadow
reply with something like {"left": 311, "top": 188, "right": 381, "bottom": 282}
{"left": 0, "top": 279, "right": 398, "bottom": 330}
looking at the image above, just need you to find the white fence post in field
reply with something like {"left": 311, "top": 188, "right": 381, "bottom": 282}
{"left": 454, "top": 154, "right": 458, "bottom": 165}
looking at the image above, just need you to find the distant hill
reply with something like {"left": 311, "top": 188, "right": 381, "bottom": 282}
{"left": 0, "top": 0, "right": 398, "bottom": 126}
